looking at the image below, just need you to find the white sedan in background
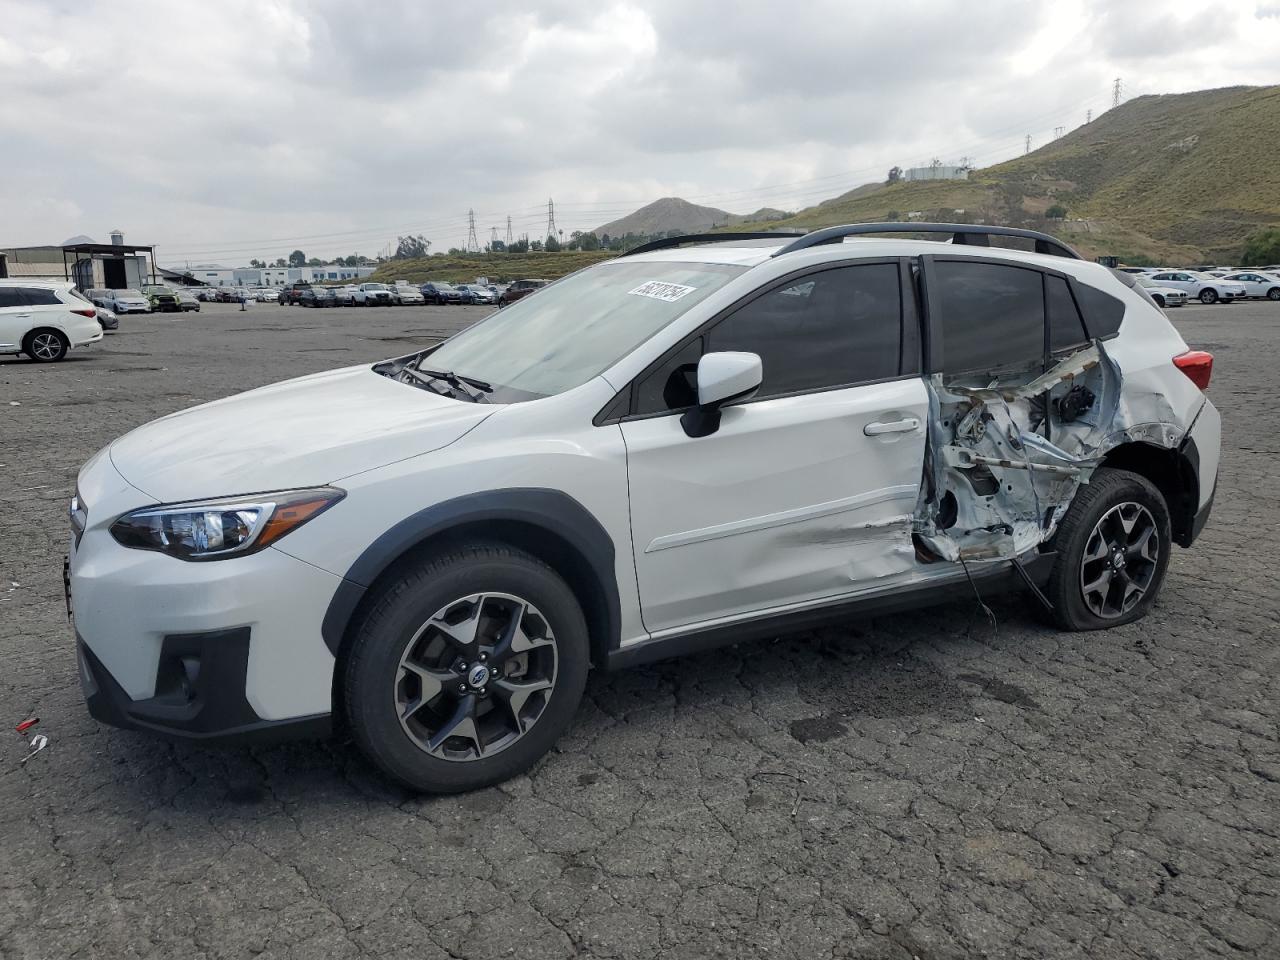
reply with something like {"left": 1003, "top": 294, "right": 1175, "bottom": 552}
{"left": 392, "top": 285, "right": 426, "bottom": 305}
{"left": 1218, "top": 272, "right": 1280, "bottom": 301}
{"left": 1136, "top": 276, "right": 1187, "bottom": 308}
{"left": 105, "top": 288, "right": 152, "bottom": 314}
{"left": 1146, "top": 271, "right": 1246, "bottom": 305}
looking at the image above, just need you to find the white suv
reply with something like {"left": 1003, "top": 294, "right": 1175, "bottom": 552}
{"left": 68, "top": 223, "right": 1221, "bottom": 792}
{"left": 0, "top": 280, "right": 104, "bottom": 362}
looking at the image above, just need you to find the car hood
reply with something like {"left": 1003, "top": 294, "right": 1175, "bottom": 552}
{"left": 109, "top": 364, "right": 495, "bottom": 502}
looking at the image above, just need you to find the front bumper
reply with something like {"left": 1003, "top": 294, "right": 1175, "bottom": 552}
{"left": 69, "top": 455, "right": 346, "bottom": 741}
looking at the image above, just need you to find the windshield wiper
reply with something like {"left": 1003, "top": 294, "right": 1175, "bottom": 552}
{"left": 409, "top": 363, "right": 492, "bottom": 403}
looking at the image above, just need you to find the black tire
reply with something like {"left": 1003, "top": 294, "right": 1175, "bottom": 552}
{"left": 1199, "top": 288, "right": 1218, "bottom": 304}
{"left": 1267, "top": 288, "right": 1280, "bottom": 301}
{"left": 343, "top": 542, "right": 589, "bottom": 793}
{"left": 1044, "top": 468, "right": 1171, "bottom": 631}
{"left": 23, "top": 328, "right": 68, "bottom": 363}
{"left": 1153, "top": 295, "right": 1165, "bottom": 308}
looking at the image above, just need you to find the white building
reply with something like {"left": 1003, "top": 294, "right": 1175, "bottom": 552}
{"left": 904, "top": 165, "right": 970, "bottom": 182}
{"left": 166, "top": 263, "right": 376, "bottom": 287}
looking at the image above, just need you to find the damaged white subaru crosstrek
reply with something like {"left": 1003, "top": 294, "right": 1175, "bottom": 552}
{"left": 68, "top": 223, "right": 1220, "bottom": 792}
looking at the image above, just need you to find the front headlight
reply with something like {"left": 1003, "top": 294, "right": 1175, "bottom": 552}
{"left": 109, "top": 487, "right": 344, "bottom": 561}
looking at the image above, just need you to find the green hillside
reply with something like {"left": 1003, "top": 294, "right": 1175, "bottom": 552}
{"left": 740, "top": 85, "right": 1280, "bottom": 263}
{"left": 370, "top": 249, "right": 614, "bottom": 284}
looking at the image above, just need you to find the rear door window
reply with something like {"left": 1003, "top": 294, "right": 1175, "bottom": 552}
{"left": 932, "top": 260, "right": 1045, "bottom": 374}
{"left": 21, "top": 287, "right": 61, "bottom": 306}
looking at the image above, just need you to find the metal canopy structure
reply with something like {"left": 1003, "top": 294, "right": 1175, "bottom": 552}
{"left": 60, "top": 242, "right": 158, "bottom": 289}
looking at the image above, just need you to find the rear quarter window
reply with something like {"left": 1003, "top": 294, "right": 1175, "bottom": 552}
{"left": 1076, "top": 279, "right": 1127, "bottom": 338}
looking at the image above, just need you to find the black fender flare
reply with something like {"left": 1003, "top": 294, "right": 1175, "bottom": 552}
{"left": 320, "top": 488, "right": 621, "bottom": 657}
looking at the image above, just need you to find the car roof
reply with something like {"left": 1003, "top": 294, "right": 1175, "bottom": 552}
{"left": 624, "top": 236, "right": 1091, "bottom": 272}
{"left": 0, "top": 278, "right": 74, "bottom": 289}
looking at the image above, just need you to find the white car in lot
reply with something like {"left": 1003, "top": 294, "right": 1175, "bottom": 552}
{"left": 104, "top": 288, "right": 152, "bottom": 314}
{"left": 352, "top": 282, "right": 395, "bottom": 306}
{"left": 1136, "top": 276, "right": 1187, "bottom": 308}
{"left": 0, "top": 280, "right": 104, "bottom": 362}
{"left": 393, "top": 284, "right": 426, "bottom": 305}
{"left": 1146, "top": 271, "right": 1246, "bottom": 305}
{"left": 68, "top": 223, "right": 1221, "bottom": 793}
{"left": 1217, "top": 271, "right": 1280, "bottom": 301}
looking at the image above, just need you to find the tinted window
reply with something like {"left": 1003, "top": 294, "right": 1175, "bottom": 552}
{"left": 934, "top": 261, "right": 1044, "bottom": 373}
{"left": 1047, "top": 275, "right": 1089, "bottom": 353}
{"left": 635, "top": 337, "right": 702, "bottom": 414}
{"left": 704, "top": 263, "right": 902, "bottom": 400}
{"left": 0, "top": 288, "right": 25, "bottom": 308}
{"left": 22, "top": 287, "right": 61, "bottom": 305}
{"left": 1073, "top": 282, "right": 1125, "bottom": 338}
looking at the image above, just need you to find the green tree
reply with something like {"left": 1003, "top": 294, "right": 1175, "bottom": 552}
{"left": 1241, "top": 228, "right": 1280, "bottom": 266}
{"left": 288, "top": 250, "right": 306, "bottom": 267}
{"left": 249, "top": 258, "right": 265, "bottom": 268}
{"left": 307, "top": 257, "right": 323, "bottom": 267}
{"left": 273, "top": 257, "right": 288, "bottom": 268}
{"left": 530, "top": 239, "right": 544, "bottom": 252}
{"left": 579, "top": 231, "right": 601, "bottom": 251}
{"left": 544, "top": 234, "right": 561, "bottom": 252}
{"left": 394, "top": 235, "right": 431, "bottom": 260}
{"left": 1045, "top": 203, "right": 1068, "bottom": 220}
{"left": 885, "top": 210, "right": 901, "bottom": 221}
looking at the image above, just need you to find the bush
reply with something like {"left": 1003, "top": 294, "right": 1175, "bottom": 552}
{"left": 1045, "top": 204, "right": 1068, "bottom": 220}
{"left": 1241, "top": 228, "right": 1280, "bottom": 266}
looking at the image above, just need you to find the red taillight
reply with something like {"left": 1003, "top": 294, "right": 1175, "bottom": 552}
{"left": 72, "top": 307, "right": 97, "bottom": 318}
{"left": 1173, "top": 350, "right": 1213, "bottom": 390}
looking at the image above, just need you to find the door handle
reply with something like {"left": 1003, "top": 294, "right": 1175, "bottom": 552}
{"left": 864, "top": 417, "right": 920, "bottom": 436}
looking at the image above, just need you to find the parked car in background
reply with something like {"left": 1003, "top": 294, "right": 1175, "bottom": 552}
{"left": 329, "top": 285, "right": 358, "bottom": 305}
{"left": 194, "top": 288, "right": 218, "bottom": 302}
{"left": 1146, "top": 271, "right": 1246, "bottom": 304}
{"left": 1136, "top": 276, "right": 1187, "bottom": 308}
{"left": 280, "top": 282, "right": 312, "bottom": 305}
{"left": 254, "top": 288, "right": 277, "bottom": 303}
{"left": 85, "top": 288, "right": 114, "bottom": 309}
{"left": 394, "top": 285, "right": 426, "bottom": 305}
{"left": 497, "top": 278, "right": 549, "bottom": 306}
{"left": 298, "top": 287, "right": 337, "bottom": 308}
{"left": 172, "top": 288, "right": 201, "bottom": 312}
{"left": 95, "top": 306, "right": 119, "bottom": 330}
{"left": 353, "top": 282, "right": 395, "bottom": 306}
{"left": 1217, "top": 271, "right": 1280, "bottom": 300}
{"left": 141, "top": 284, "right": 181, "bottom": 313}
{"left": 421, "top": 281, "right": 463, "bottom": 305}
{"left": 104, "top": 288, "right": 151, "bottom": 314}
{"left": 456, "top": 284, "right": 495, "bottom": 305}
{"left": 0, "top": 280, "right": 104, "bottom": 362}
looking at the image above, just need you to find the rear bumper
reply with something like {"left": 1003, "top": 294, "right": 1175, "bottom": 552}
{"left": 78, "top": 632, "right": 330, "bottom": 745}
{"left": 1177, "top": 399, "right": 1221, "bottom": 547}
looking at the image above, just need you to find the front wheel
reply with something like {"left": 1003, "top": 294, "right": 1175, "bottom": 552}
{"left": 1045, "top": 468, "right": 1171, "bottom": 630}
{"left": 1153, "top": 295, "right": 1165, "bottom": 308}
{"left": 343, "top": 542, "right": 589, "bottom": 793}
{"left": 1199, "top": 289, "right": 1218, "bottom": 304}
{"left": 1267, "top": 288, "right": 1280, "bottom": 301}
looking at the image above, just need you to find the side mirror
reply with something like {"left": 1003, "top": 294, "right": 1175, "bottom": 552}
{"left": 680, "top": 352, "right": 762, "bottom": 438}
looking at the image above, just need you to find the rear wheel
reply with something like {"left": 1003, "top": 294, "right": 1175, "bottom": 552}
{"left": 343, "top": 542, "right": 589, "bottom": 793}
{"left": 23, "top": 329, "right": 68, "bottom": 363}
{"left": 1199, "top": 288, "right": 1218, "bottom": 304}
{"left": 1045, "top": 468, "right": 1171, "bottom": 630}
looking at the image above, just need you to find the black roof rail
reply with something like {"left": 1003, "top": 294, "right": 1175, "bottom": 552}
{"left": 622, "top": 231, "right": 807, "bottom": 256}
{"left": 770, "top": 222, "right": 1083, "bottom": 260}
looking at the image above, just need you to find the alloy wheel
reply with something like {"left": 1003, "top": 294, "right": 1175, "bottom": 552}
{"left": 394, "top": 592, "right": 558, "bottom": 761}
{"left": 1079, "top": 502, "right": 1159, "bottom": 619}
{"left": 31, "top": 332, "right": 64, "bottom": 361}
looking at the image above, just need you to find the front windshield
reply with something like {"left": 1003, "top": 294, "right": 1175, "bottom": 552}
{"left": 424, "top": 260, "right": 746, "bottom": 398}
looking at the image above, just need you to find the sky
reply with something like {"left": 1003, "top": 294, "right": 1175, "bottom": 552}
{"left": 1, "top": 0, "right": 1278, "bottom": 266}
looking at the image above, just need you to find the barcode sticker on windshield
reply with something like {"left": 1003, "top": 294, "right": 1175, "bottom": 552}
{"left": 628, "top": 280, "right": 696, "bottom": 303}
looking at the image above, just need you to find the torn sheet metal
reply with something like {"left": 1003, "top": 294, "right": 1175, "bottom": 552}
{"left": 914, "top": 339, "right": 1181, "bottom": 564}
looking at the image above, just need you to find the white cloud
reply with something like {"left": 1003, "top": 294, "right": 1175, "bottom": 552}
{"left": 0, "top": 0, "right": 1276, "bottom": 259}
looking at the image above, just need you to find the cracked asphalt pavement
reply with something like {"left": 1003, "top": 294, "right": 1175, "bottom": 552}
{"left": 1, "top": 299, "right": 1277, "bottom": 959}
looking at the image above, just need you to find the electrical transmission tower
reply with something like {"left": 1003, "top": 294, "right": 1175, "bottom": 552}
{"left": 1112, "top": 77, "right": 1123, "bottom": 108}
{"left": 1024, "top": 134, "right": 1031, "bottom": 155}
{"left": 490, "top": 227, "right": 499, "bottom": 250}
{"left": 465, "top": 209, "right": 479, "bottom": 253}
{"left": 1053, "top": 126, "right": 1065, "bottom": 140}
{"left": 1086, "top": 108, "right": 1092, "bottom": 124}
{"left": 545, "top": 198, "right": 557, "bottom": 241}
{"left": 505, "top": 216, "right": 513, "bottom": 248}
